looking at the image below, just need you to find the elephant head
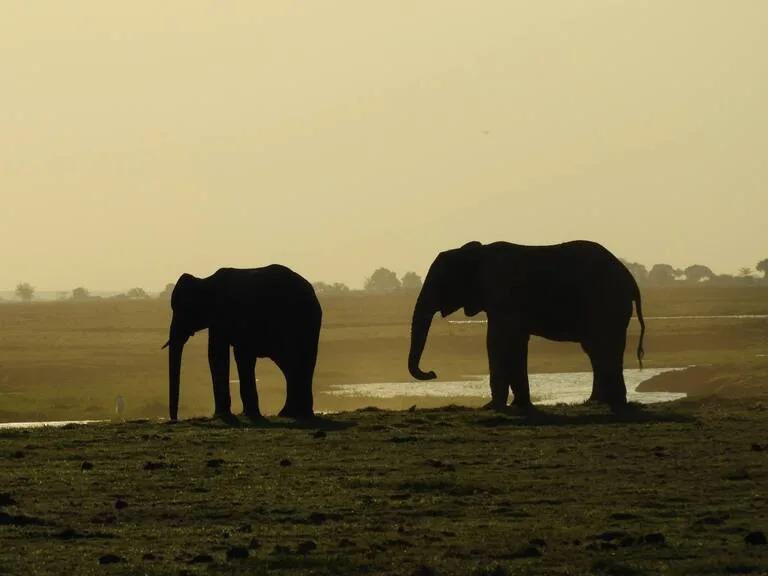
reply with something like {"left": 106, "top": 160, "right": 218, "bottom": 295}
{"left": 408, "top": 241, "right": 484, "bottom": 381}
{"left": 161, "top": 273, "right": 211, "bottom": 421}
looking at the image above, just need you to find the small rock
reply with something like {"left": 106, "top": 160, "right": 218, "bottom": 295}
{"left": 297, "top": 540, "right": 317, "bottom": 554}
{"left": 248, "top": 538, "right": 261, "bottom": 550}
{"left": 115, "top": 499, "right": 128, "bottom": 510}
{"left": 411, "top": 565, "right": 437, "bottom": 576}
{"left": 511, "top": 546, "right": 542, "bottom": 558}
{"left": 751, "top": 444, "right": 766, "bottom": 452}
{"left": 237, "top": 523, "right": 252, "bottom": 533}
{"left": 280, "top": 458, "right": 291, "bottom": 467}
{"left": 308, "top": 512, "right": 327, "bottom": 524}
{"left": 619, "top": 536, "right": 636, "bottom": 547}
{"left": 143, "top": 461, "right": 166, "bottom": 471}
{"left": 642, "top": 532, "right": 666, "bottom": 545}
{"left": 141, "top": 553, "right": 156, "bottom": 561}
{"left": 272, "top": 544, "right": 291, "bottom": 554}
{"left": 81, "top": 462, "right": 94, "bottom": 471}
{"left": 226, "top": 547, "right": 249, "bottom": 560}
{"left": 529, "top": 538, "right": 546, "bottom": 548}
{"left": 207, "top": 458, "right": 225, "bottom": 468}
{"left": 610, "top": 512, "right": 640, "bottom": 520}
{"left": 312, "top": 430, "right": 326, "bottom": 439}
{"left": 338, "top": 538, "right": 355, "bottom": 548}
{"left": 10, "top": 451, "right": 25, "bottom": 459}
{"left": 0, "top": 493, "right": 17, "bottom": 507}
{"left": 191, "top": 554, "right": 214, "bottom": 563}
{"left": 745, "top": 531, "right": 767, "bottom": 545}
{"left": 98, "top": 554, "right": 121, "bottom": 565}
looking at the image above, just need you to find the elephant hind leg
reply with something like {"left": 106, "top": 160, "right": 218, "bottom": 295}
{"left": 275, "top": 350, "right": 317, "bottom": 420}
{"left": 234, "top": 346, "right": 261, "bottom": 420}
{"left": 583, "top": 332, "right": 627, "bottom": 408}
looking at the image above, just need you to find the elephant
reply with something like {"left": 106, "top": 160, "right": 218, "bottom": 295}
{"left": 407, "top": 240, "right": 646, "bottom": 410}
{"left": 162, "top": 265, "right": 322, "bottom": 422}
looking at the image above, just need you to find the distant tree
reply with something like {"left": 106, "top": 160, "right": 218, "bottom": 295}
{"left": 72, "top": 286, "right": 90, "bottom": 300}
{"left": 757, "top": 258, "right": 768, "bottom": 279}
{"left": 312, "top": 281, "right": 350, "bottom": 295}
{"left": 648, "top": 264, "right": 682, "bottom": 284}
{"left": 15, "top": 282, "right": 34, "bottom": 302}
{"left": 401, "top": 271, "right": 423, "bottom": 291}
{"left": 710, "top": 274, "right": 735, "bottom": 285}
{"left": 126, "top": 287, "right": 149, "bottom": 299}
{"left": 158, "top": 283, "right": 175, "bottom": 299}
{"left": 738, "top": 267, "right": 754, "bottom": 279}
{"left": 620, "top": 259, "right": 648, "bottom": 284}
{"left": 364, "top": 268, "right": 401, "bottom": 292}
{"left": 56, "top": 291, "right": 69, "bottom": 301}
{"left": 330, "top": 282, "right": 350, "bottom": 294}
{"left": 684, "top": 264, "right": 715, "bottom": 283}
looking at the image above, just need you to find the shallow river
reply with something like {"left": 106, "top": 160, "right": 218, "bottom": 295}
{"left": 1, "top": 367, "right": 687, "bottom": 430}
{"left": 326, "top": 367, "right": 688, "bottom": 405}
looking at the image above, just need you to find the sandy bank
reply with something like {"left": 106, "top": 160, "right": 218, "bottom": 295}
{"left": 636, "top": 360, "right": 768, "bottom": 398}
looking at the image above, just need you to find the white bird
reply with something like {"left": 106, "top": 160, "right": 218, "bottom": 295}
{"left": 115, "top": 395, "right": 125, "bottom": 421}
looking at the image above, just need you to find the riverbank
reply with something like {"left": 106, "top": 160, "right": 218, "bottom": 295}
{"left": 637, "top": 359, "right": 768, "bottom": 398}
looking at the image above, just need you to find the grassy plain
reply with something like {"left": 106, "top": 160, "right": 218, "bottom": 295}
{"left": 0, "top": 285, "right": 767, "bottom": 574}
{"left": 0, "top": 285, "right": 767, "bottom": 421}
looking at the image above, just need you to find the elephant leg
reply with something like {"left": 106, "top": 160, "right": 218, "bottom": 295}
{"left": 583, "top": 343, "right": 606, "bottom": 404}
{"left": 274, "top": 350, "right": 316, "bottom": 419}
{"left": 208, "top": 329, "right": 233, "bottom": 419}
{"left": 234, "top": 346, "right": 261, "bottom": 420}
{"left": 509, "top": 337, "right": 532, "bottom": 407}
{"left": 485, "top": 317, "right": 530, "bottom": 410}
{"left": 585, "top": 331, "right": 627, "bottom": 408}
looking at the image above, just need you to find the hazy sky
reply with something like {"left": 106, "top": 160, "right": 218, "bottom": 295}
{"left": 2, "top": 1, "right": 766, "bottom": 290}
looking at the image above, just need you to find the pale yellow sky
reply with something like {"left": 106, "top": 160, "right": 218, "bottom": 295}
{"left": 2, "top": 1, "right": 766, "bottom": 290}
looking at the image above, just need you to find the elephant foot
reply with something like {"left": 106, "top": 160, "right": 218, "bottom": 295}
{"left": 213, "top": 411, "right": 240, "bottom": 425}
{"left": 242, "top": 411, "right": 265, "bottom": 424}
{"left": 278, "top": 405, "right": 315, "bottom": 420}
{"left": 511, "top": 397, "right": 534, "bottom": 411}
{"left": 482, "top": 400, "right": 508, "bottom": 412}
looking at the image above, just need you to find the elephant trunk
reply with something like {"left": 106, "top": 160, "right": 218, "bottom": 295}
{"left": 408, "top": 294, "right": 437, "bottom": 381}
{"left": 167, "top": 340, "right": 183, "bottom": 421}
{"left": 162, "top": 318, "right": 189, "bottom": 421}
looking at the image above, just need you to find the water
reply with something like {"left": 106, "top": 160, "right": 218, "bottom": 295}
{"left": 0, "top": 368, "right": 688, "bottom": 429}
{"left": 0, "top": 419, "right": 106, "bottom": 430}
{"left": 448, "top": 314, "right": 768, "bottom": 325}
{"left": 326, "top": 367, "right": 689, "bottom": 405}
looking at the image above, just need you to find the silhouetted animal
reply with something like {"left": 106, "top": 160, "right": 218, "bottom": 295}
{"left": 408, "top": 240, "right": 645, "bottom": 410}
{"left": 162, "top": 265, "right": 322, "bottom": 421}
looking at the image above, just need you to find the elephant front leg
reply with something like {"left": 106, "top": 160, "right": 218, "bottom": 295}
{"left": 485, "top": 317, "right": 532, "bottom": 411}
{"left": 234, "top": 346, "right": 261, "bottom": 420}
{"left": 485, "top": 319, "right": 510, "bottom": 410}
{"left": 509, "top": 337, "right": 532, "bottom": 408}
{"left": 208, "top": 330, "right": 233, "bottom": 420}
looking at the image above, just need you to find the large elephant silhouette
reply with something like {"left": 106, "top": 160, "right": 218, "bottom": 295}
{"left": 162, "top": 265, "right": 322, "bottom": 421}
{"left": 408, "top": 240, "right": 646, "bottom": 410}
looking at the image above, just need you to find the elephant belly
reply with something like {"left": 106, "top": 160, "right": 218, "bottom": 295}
{"left": 530, "top": 325, "right": 581, "bottom": 343}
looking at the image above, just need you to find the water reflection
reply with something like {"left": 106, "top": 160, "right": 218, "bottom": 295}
{"left": 326, "top": 367, "right": 688, "bottom": 405}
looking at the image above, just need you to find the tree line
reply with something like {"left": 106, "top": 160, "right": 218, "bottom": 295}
{"left": 8, "top": 258, "right": 768, "bottom": 302}
{"left": 621, "top": 258, "right": 768, "bottom": 286}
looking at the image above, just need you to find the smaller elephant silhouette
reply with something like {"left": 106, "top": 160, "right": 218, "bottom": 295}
{"left": 162, "top": 265, "right": 322, "bottom": 421}
{"left": 408, "top": 240, "right": 646, "bottom": 410}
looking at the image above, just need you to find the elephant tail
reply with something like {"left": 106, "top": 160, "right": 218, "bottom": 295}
{"left": 633, "top": 282, "right": 646, "bottom": 370}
